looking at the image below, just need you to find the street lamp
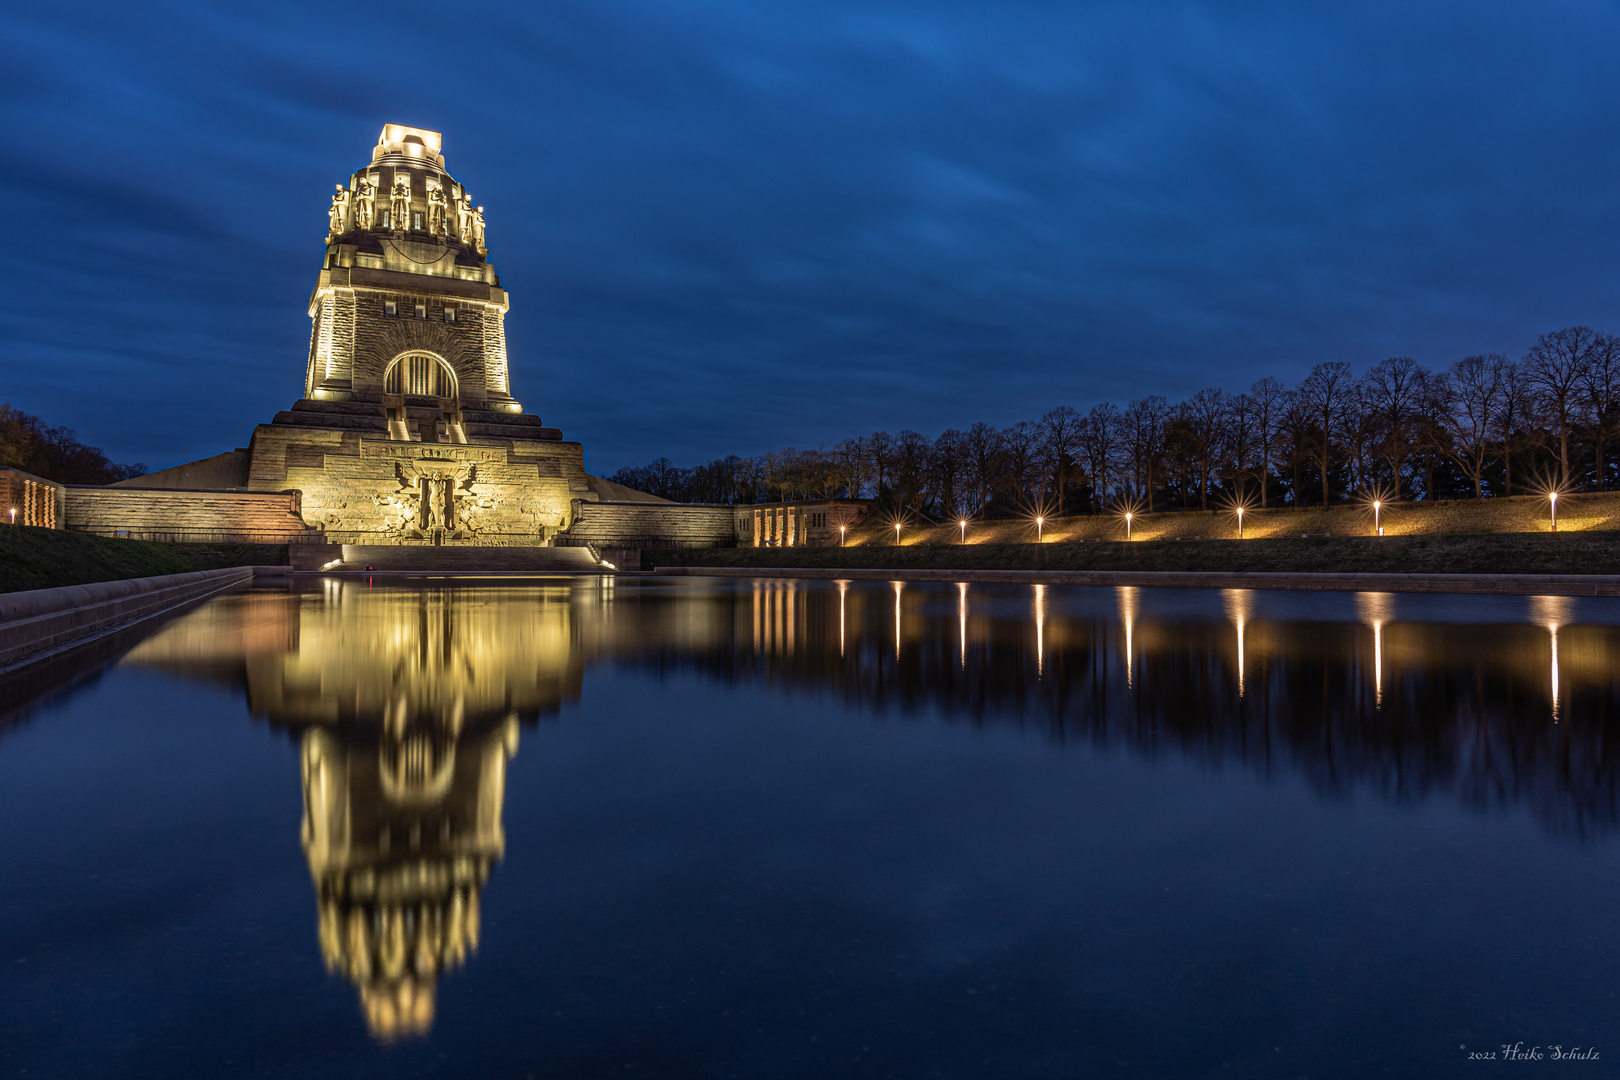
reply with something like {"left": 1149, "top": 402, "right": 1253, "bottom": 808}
{"left": 958, "top": 518, "right": 968, "bottom": 543}
{"left": 1373, "top": 499, "right": 1383, "bottom": 536}
{"left": 1124, "top": 511, "right": 1133, "bottom": 539}
{"left": 1036, "top": 515, "right": 1045, "bottom": 542}
{"left": 839, "top": 524, "right": 847, "bottom": 547}
{"left": 1236, "top": 505, "right": 1244, "bottom": 538}
{"left": 1550, "top": 490, "right": 1559, "bottom": 532}
{"left": 894, "top": 521, "right": 902, "bottom": 545}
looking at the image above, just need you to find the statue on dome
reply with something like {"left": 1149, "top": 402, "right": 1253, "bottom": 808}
{"left": 472, "top": 206, "right": 486, "bottom": 252}
{"left": 427, "top": 187, "right": 448, "bottom": 236}
{"left": 455, "top": 194, "right": 474, "bottom": 245}
{"left": 327, "top": 185, "right": 350, "bottom": 239}
{"left": 353, "top": 177, "right": 376, "bottom": 230}
{"left": 389, "top": 181, "right": 411, "bottom": 232}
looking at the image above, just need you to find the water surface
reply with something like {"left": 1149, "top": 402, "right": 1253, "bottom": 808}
{"left": 1, "top": 576, "right": 1616, "bottom": 1078}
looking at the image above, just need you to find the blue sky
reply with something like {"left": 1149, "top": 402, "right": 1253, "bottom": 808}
{"left": 3, "top": 0, "right": 1619, "bottom": 473}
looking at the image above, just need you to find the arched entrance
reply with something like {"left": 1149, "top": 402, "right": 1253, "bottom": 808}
{"left": 382, "top": 351, "right": 467, "bottom": 443}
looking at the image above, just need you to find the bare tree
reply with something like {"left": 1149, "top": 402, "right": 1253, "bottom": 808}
{"left": 1523, "top": 326, "right": 1600, "bottom": 488}
{"left": 1584, "top": 332, "right": 1620, "bottom": 491}
{"left": 894, "top": 429, "right": 932, "bottom": 513}
{"left": 1124, "top": 395, "right": 1169, "bottom": 510}
{"left": 1247, "top": 377, "right": 1286, "bottom": 507}
{"left": 1226, "top": 393, "right": 1256, "bottom": 502}
{"left": 1439, "top": 355, "right": 1503, "bottom": 499}
{"left": 1040, "top": 405, "right": 1083, "bottom": 513}
{"left": 1001, "top": 420, "right": 1043, "bottom": 509}
{"left": 866, "top": 430, "right": 895, "bottom": 502}
{"left": 1079, "top": 402, "right": 1122, "bottom": 511}
{"left": 1362, "top": 356, "right": 1427, "bottom": 496}
{"left": 1296, "top": 361, "right": 1354, "bottom": 506}
{"left": 1181, "top": 388, "right": 1228, "bottom": 510}
{"left": 834, "top": 437, "right": 868, "bottom": 499}
{"left": 963, "top": 422, "right": 1002, "bottom": 516}
{"left": 1493, "top": 359, "right": 1532, "bottom": 496}
{"left": 931, "top": 429, "right": 967, "bottom": 519}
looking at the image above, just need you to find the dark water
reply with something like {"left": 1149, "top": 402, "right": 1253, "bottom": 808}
{"left": 1, "top": 576, "right": 1617, "bottom": 1079}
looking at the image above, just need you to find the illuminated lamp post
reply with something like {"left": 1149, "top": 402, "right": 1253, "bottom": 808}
{"left": 958, "top": 518, "right": 969, "bottom": 543}
{"left": 1036, "top": 515, "right": 1045, "bottom": 542}
{"left": 839, "top": 524, "right": 847, "bottom": 547}
{"left": 894, "top": 521, "right": 902, "bottom": 546}
{"left": 1236, "top": 506, "right": 1245, "bottom": 539}
{"left": 1125, "top": 511, "right": 1133, "bottom": 539}
{"left": 1550, "top": 490, "right": 1559, "bottom": 532}
{"left": 1373, "top": 499, "right": 1383, "bottom": 536}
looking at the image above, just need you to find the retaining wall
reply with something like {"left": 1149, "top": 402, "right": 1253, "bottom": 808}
{"left": 0, "top": 566, "right": 258, "bottom": 672}
{"left": 64, "top": 485, "right": 319, "bottom": 544}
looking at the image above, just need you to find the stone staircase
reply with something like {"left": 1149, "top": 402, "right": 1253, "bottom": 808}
{"left": 338, "top": 545, "right": 606, "bottom": 572}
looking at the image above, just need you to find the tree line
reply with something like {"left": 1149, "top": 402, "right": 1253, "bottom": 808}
{"left": 0, "top": 404, "right": 146, "bottom": 485}
{"left": 609, "top": 326, "right": 1620, "bottom": 517}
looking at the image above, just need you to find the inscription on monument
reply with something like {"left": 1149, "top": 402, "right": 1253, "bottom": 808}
{"left": 361, "top": 440, "right": 506, "bottom": 465}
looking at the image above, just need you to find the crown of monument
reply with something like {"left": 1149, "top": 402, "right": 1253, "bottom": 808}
{"left": 326, "top": 124, "right": 487, "bottom": 257}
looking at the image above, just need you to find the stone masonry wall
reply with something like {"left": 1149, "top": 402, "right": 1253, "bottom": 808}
{"left": 563, "top": 502, "right": 737, "bottom": 545}
{"left": 65, "top": 487, "right": 317, "bottom": 543}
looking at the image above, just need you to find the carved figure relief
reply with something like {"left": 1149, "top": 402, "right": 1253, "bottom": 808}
{"left": 427, "top": 188, "right": 448, "bottom": 236}
{"left": 471, "top": 206, "right": 486, "bottom": 252}
{"left": 353, "top": 177, "right": 376, "bottom": 230}
{"left": 328, "top": 185, "right": 350, "bottom": 239}
{"left": 390, "top": 180, "right": 411, "bottom": 233}
{"left": 382, "top": 458, "right": 487, "bottom": 541}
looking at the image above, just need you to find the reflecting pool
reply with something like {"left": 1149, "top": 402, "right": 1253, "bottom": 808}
{"left": 1, "top": 576, "right": 1617, "bottom": 1078}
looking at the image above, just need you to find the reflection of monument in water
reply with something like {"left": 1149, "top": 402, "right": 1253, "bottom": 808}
{"left": 123, "top": 581, "right": 588, "bottom": 1037}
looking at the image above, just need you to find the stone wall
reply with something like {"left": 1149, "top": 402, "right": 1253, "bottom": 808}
{"left": 564, "top": 501, "right": 737, "bottom": 545}
{"left": 64, "top": 486, "right": 318, "bottom": 544}
{"left": 561, "top": 500, "right": 737, "bottom": 568}
{"left": 112, "top": 449, "right": 251, "bottom": 490}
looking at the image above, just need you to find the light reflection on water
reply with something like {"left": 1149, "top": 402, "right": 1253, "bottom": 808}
{"left": 6, "top": 574, "right": 1620, "bottom": 1073}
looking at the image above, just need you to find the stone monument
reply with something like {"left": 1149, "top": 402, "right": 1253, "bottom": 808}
{"left": 243, "top": 124, "right": 602, "bottom": 547}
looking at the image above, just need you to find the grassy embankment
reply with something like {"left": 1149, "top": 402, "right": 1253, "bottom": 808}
{"left": 0, "top": 526, "right": 284, "bottom": 594}
{"left": 647, "top": 492, "right": 1620, "bottom": 575}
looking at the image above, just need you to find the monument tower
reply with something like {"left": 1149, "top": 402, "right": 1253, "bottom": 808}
{"left": 241, "top": 125, "right": 601, "bottom": 547}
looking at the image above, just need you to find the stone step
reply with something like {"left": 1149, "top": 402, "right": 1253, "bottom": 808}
{"left": 338, "top": 545, "right": 605, "bottom": 572}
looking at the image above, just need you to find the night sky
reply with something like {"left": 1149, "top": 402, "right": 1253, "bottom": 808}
{"left": 4, "top": 1, "right": 1620, "bottom": 475}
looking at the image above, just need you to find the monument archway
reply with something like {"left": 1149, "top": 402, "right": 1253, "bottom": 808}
{"left": 383, "top": 351, "right": 458, "bottom": 400}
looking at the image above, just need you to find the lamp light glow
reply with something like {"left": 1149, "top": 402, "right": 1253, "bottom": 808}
{"left": 1036, "top": 515, "right": 1045, "bottom": 542}
{"left": 1125, "top": 511, "right": 1133, "bottom": 539}
{"left": 839, "top": 524, "right": 847, "bottom": 547}
{"left": 1550, "top": 490, "right": 1559, "bottom": 532}
{"left": 959, "top": 518, "right": 968, "bottom": 542}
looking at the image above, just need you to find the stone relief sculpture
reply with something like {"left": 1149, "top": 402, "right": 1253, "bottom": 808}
{"left": 427, "top": 187, "right": 448, "bottom": 236}
{"left": 471, "top": 206, "right": 486, "bottom": 252}
{"left": 390, "top": 180, "right": 411, "bottom": 232}
{"left": 328, "top": 185, "right": 350, "bottom": 239}
{"left": 353, "top": 177, "right": 376, "bottom": 230}
{"left": 381, "top": 458, "right": 486, "bottom": 541}
{"left": 455, "top": 194, "right": 474, "bottom": 245}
